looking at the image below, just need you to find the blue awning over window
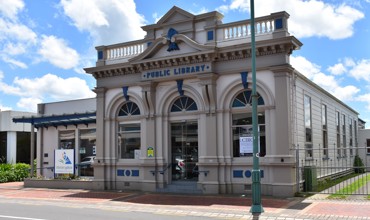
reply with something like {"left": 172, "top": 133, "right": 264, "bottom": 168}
{"left": 12, "top": 112, "right": 96, "bottom": 128}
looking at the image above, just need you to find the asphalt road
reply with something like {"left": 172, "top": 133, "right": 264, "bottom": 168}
{"left": 0, "top": 198, "right": 216, "bottom": 220}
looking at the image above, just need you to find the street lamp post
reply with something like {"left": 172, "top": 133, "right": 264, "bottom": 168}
{"left": 249, "top": 0, "right": 264, "bottom": 215}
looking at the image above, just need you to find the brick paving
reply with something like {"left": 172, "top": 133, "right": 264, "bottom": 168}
{"left": 0, "top": 182, "right": 370, "bottom": 219}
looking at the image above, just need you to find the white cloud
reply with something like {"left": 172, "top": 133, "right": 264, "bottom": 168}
{"left": 152, "top": 12, "right": 161, "bottom": 23}
{"left": 0, "top": 1, "right": 38, "bottom": 70}
{"left": 60, "top": 0, "right": 109, "bottom": 29}
{"left": 0, "top": 18, "right": 37, "bottom": 43}
{"left": 217, "top": 0, "right": 364, "bottom": 39}
{"left": 327, "top": 63, "right": 347, "bottom": 75}
{"left": 189, "top": 7, "right": 209, "bottom": 15}
{"left": 311, "top": 72, "right": 360, "bottom": 101}
{"left": 356, "top": 93, "right": 370, "bottom": 111}
{"left": 12, "top": 74, "right": 95, "bottom": 100}
{"left": 0, "top": 105, "right": 12, "bottom": 111}
{"left": 38, "top": 35, "right": 79, "bottom": 69}
{"left": 291, "top": 55, "right": 360, "bottom": 101}
{"left": 327, "top": 58, "right": 370, "bottom": 82}
{"left": 344, "top": 57, "right": 356, "bottom": 67}
{"left": 0, "top": 73, "right": 95, "bottom": 111}
{"left": 16, "top": 97, "right": 42, "bottom": 112}
{"left": 60, "top": 0, "right": 146, "bottom": 45}
{"left": 0, "top": 0, "right": 24, "bottom": 20}
{"left": 3, "top": 42, "right": 26, "bottom": 55}
{"left": 1, "top": 56, "right": 27, "bottom": 69}
{"left": 230, "top": 0, "right": 249, "bottom": 11}
{"left": 290, "top": 56, "right": 321, "bottom": 79}
{"left": 357, "top": 93, "right": 370, "bottom": 111}
{"left": 332, "top": 85, "right": 360, "bottom": 101}
{"left": 216, "top": 5, "right": 229, "bottom": 14}
{"left": 349, "top": 59, "right": 370, "bottom": 82}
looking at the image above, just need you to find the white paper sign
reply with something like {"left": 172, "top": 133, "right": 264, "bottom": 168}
{"left": 55, "top": 149, "right": 74, "bottom": 174}
{"left": 240, "top": 136, "right": 253, "bottom": 154}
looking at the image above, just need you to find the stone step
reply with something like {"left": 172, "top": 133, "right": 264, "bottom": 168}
{"left": 156, "top": 181, "right": 202, "bottom": 194}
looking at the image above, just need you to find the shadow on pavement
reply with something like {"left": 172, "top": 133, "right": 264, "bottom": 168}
{"left": 286, "top": 202, "right": 312, "bottom": 210}
{"left": 112, "top": 193, "right": 294, "bottom": 208}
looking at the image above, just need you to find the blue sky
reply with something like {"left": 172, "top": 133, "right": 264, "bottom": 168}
{"left": 0, "top": 0, "right": 370, "bottom": 127}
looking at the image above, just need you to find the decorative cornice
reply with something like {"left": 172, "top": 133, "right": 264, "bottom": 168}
{"left": 90, "top": 42, "right": 296, "bottom": 79}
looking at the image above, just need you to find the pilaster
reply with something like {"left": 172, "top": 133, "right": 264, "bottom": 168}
{"left": 92, "top": 87, "right": 107, "bottom": 190}
{"left": 272, "top": 67, "right": 293, "bottom": 155}
{"left": 6, "top": 131, "right": 16, "bottom": 164}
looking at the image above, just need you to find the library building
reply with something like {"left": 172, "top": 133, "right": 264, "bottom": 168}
{"left": 17, "top": 7, "right": 364, "bottom": 197}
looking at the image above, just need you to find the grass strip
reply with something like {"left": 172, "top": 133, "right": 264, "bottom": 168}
{"left": 328, "top": 173, "right": 370, "bottom": 199}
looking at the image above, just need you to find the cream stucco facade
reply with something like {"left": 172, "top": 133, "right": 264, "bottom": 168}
{"left": 82, "top": 7, "right": 359, "bottom": 197}
{"left": 22, "top": 7, "right": 363, "bottom": 198}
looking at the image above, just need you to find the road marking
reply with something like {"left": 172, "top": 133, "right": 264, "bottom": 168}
{"left": 0, "top": 215, "right": 46, "bottom": 220}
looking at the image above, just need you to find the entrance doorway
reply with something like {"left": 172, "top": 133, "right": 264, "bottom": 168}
{"left": 171, "top": 121, "right": 198, "bottom": 181}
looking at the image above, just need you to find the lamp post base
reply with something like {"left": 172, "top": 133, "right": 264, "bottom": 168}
{"left": 249, "top": 169, "right": 264, "bottom": 214}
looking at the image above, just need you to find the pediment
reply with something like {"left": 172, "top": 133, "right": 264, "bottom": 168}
{"left": 156, "top": 6, "right": 194, "bottom": 25}
{"left": 129, "top": 34, "right": 215, "bottom": 64}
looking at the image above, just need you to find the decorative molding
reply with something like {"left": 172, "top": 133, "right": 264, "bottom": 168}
{"left": 90, "top": 42, "right": 295, "bottom": 79}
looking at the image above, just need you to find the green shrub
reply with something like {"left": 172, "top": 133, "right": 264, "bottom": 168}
{"left": 0, "top": 171, "right": 8, "bottom": 183}
{"left": 0, "top": 164, "right": 12, "bottom": 172}
{"left": 14, "top": 163, "right": 30, "bottom": 180}
{"left": 0, "top": 163, "right": 30, "bottom": 183}
{"left": 354, "top": 155, "right": 365, "bottom": 173}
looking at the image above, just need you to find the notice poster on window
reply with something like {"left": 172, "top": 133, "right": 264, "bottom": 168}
{"left": 240, "top": 136, "right": 253, "bottom": 154}
{"left": 55, "top": 149, "right": 74, "bottom": 174}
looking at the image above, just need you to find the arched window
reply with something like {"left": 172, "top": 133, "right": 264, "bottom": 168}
{"left": 118, "top": 101, "right": 140, "bottom": 116}
{"left": 232, "top": 90, "right": 264, "bottom": 107}
{"left": 171, "top": 96, "right": 198, "bottom": 112}
{"left": 117, "top": 101, "right": 141, "bottom": 159}
{"left": 231, "top": 90, "right": 266, "bottom": 157}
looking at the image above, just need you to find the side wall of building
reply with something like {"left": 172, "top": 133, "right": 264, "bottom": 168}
{"left": 358, "top": 129, "right": 370, "bottom": 171}
{"left": 294, "top": 75, "right": 359, "bottom": 182}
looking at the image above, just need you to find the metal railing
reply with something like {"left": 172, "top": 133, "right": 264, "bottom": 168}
{"left": 294, "top": 145, "right": 369, "bottom": 195}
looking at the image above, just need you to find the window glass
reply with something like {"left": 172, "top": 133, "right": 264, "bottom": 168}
{"left": 118, "top": 101, "right": 140, "bottom": 116}
{"left": 118, "top": 123, "right": 141, "bottom": 159}
{"left": 336, "top": 111, "right": 340, "bottom": 133}
{"left": 232, "top": 90, "right": 264, "bottom": 108}
{"left": 322, "top": 104, "right": 327, "bottom": 129}
{"left": 304, "top": 95, "right": 312, "bottom": 157}
{"left": 231, "top": 89, "right": 266, "bottom": 158}
{"left": 322, "top": 104, "right": 328, "bottom": 157}
{"left": 232, "top": 113, "right": 266, "bottom": 157}
{"left": 59, "top": 130, "right": 75, "bottom": 149}
{"left": 171, "top": 96, "right": 198, "bottom": 112}
{"left": 342, "top": 114, "right": 346, "bottom": 156}
{"left": 349, "top": 119, "right": 353, "bottom": 156}
{"left": 0, "top": 132, "right": 7, "bottom": 163}
{"left": 16, "top": 132, "right": 33, "bottom": 163}
{"left": 78, "top": 129, "right": 96, "bottom": 176}
{"left": 304, "top": 95, "right": 312, "bottom": 143}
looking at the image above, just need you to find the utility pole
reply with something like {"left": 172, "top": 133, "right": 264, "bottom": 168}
{"left": 249, "top": 0, "right": 264, "bottom": 215}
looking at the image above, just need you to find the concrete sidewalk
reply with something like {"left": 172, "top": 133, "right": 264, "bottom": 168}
{"left": 0, "top": 182, "right": 369, "bottom": 219}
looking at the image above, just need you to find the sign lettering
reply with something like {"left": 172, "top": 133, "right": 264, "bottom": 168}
{"left": 142, "top": 64, "right": 211, "bottom": 80}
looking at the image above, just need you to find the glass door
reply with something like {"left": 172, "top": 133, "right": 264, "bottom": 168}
{"left": 171, "top": 121, "right": 198, "bottom": 181}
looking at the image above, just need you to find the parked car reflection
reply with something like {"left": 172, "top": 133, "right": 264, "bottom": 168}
{"left": 173, "top": 158, "right": 198, "bottom": 180}
{"left": 79, "top": 156, "right": 95, "bottom": 176}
